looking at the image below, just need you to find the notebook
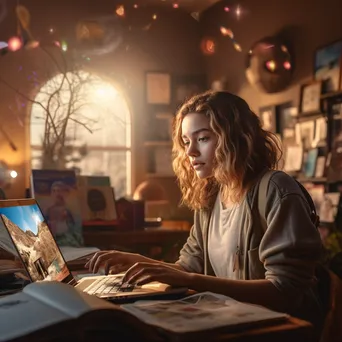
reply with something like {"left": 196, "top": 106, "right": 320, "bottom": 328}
{"left": 0, "top": 198, "right": 187, "bottom": 302}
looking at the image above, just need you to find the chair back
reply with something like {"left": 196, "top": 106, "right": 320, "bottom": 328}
{"left": 319, "top": 269, "right": 342, "bottom": 342}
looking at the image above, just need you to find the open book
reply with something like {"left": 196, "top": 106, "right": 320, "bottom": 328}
{"left": 0, "top": 281, "right": 289, "bottom": 342}
{"left": 123, "top": 291, "right": 289, "bottom": 335}
{"left": 0, "top": 281, "right": 159, "bottom": 342}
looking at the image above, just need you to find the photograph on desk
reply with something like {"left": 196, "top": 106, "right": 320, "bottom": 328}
{"left": 78, "top": 185, "right": 118, "bottom": 222}
{"left": 30, "top": 169, "right": 83, "bottom": 247}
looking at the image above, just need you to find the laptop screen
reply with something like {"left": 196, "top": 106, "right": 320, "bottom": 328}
{"left": 0, "top": 200, "right": 72, "bottom": 283}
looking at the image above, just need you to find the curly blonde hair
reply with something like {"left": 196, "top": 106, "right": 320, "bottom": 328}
{"left": 172, "top": 91, "right": 282, "bottom": 210}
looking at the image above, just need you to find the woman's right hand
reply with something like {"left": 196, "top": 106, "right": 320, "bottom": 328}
{"left": 85, "top": 250, "right": 147, "bottom": 275}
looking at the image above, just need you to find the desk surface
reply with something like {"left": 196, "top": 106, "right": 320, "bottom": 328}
{"left": 211, "top": 316, "right": 312, "bottom": 341}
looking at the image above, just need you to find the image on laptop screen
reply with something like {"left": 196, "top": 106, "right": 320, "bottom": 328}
{"left": 0, "top": 203, "right": 70, "bottom": 282}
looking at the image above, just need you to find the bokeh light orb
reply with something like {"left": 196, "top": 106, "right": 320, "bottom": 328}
{"left": 8, "top": 36, "right": 22, "bottom": 52}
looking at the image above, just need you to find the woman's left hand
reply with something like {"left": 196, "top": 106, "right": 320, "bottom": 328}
{"left": 123, "top": 262, "right": 192, "bottom": 287}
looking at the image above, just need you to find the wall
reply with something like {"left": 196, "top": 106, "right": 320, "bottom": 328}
{"left": 200, "top": 0, "right": 342, "bottom": 111}
{"left": 0, "top": 0, "right": 204, "bottom": 222}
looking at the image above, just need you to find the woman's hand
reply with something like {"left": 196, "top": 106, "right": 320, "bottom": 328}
{"left": 123, "top": 262, "right": 192, "bottom": 288}
{"left": 85, "top": 250, "right": 148, "bottom": 275}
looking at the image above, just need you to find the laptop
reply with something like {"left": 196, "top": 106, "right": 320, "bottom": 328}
{"left": 0, "top": 198, "right": 187, "bottom": 302}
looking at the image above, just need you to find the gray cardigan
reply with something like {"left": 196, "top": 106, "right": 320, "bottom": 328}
{"left": 176, "top": 171, "right": 324, "bottom": 327}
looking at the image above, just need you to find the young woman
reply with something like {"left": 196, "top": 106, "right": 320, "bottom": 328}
{"left": 86, "top": 91, "right": 323, "bottom": 331}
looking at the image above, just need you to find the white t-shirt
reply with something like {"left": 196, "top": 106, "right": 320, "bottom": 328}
{"left": 208, "top": 194, "right": 242, "bottom": 279}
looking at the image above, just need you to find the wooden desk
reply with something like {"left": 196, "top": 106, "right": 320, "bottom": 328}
{"left": 206, "top": 316, "right": 313, "bottom": 342}
{"left": 83, "top": 228, "right": 190, "bottom": 261}
{"left": 80, "top": 315, "right": 313, "bottom": 342}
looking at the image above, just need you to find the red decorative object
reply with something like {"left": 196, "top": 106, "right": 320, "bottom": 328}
{"left": 200, "top": 37, "right": 216, "bottom": 56}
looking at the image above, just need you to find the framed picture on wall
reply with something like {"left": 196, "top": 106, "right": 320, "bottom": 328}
{"left": 314, "top": 39, "right": 342, "bottom": 93}
{"left": 299, "top": 81, "right": 322, "bottom": 115}
{"left": 312, "top": 117, "right": 328, "bottom": 147}
{"left": 146, "top": 72, "right": 171, "bottom": 105}
{"left": 172, "top": 74, "right": 207, "bottom": 109}
{"left": 259, "top": 105, "right": 276, "bottom": 133}
{"left": 299, "top": 120, "right": 315, "bottom": 149}
{"left": 276, "top": 102, "right": 298, "bottom": 140}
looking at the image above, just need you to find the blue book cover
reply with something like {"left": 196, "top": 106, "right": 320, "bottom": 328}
{"left": 30, "top": 169, "right": 83, "bottom": 247}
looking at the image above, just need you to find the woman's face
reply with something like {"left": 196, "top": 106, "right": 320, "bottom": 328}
{"left": 181, "top": 113, "right": 218, "bottom": 179}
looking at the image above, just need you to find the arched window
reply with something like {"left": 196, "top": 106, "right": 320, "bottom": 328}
{"left": 30, "top": 71, "right": 131, "bottom": 198}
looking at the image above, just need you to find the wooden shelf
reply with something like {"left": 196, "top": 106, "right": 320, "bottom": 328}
{"left": 297, "top": 113, "right": 325, "bottom": 122}
{"left": 296, "top": 177, "right": 327, "bottom": 183}
{"left": 144, "top": 140, "right": 172, "bottom": 147}
{"left": 320, "top": 91, "right": 342, "bottom": 100}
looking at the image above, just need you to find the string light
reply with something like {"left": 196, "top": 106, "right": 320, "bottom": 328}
{"left": 10, "top": 170, "right": 18, "bottom": 179}
{"left": 115, "top": 5, "right": 125, "bottom": 17}
{"left": 173, "top": 3, "right": 179, "bottom": 9}
{"left": 236, "top": 5, "right": 241, "bottom": 18}
{"left": 266, "top": 60, "right": 276, "bottom": 72}
{"left": 8, "top": 36, "right": 22, "bottom": 51}
{"left": 220, "top": 26, "right": 234, "bottom": 38}
{"left": 219, "top": 27, "right": 242, "bottom": 52}
{"left": 61, "top": 41, "right": 68, "bottom": 52}
{"left": 284, "top": 61, "right": 291, "bottom": 70}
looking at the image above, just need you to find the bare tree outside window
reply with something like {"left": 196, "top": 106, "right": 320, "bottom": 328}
{"left": 1, "top": 47, "right": 131, "bottom": 198}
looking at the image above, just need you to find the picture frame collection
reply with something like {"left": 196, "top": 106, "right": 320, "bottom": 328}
{"left": 259, "top": 39, "right": 342, "bottom": 227}
{"left": 259, "top": 39, "right": 342, "bottom": 184}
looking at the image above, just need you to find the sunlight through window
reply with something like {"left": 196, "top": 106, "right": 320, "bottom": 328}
{"left": 30, "top": 71, "right": 131, "bottom": 198}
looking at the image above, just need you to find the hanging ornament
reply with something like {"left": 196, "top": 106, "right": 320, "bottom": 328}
{"left": 220, "top": 26, "right": 234, "bottom": 39}
{"left": 200, "top": 37, "right": 216, "bottom": 56}
{"left": 245, "top": 36, "right": 294, "bottom": 93}
{"left": 219, "top": 26, "right": 242, "bottom": 53}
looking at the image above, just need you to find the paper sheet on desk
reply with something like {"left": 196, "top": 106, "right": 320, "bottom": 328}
{"left": 122, "top": 292, "right": 289, "bottom": 334}
{"left": 59, "top": 246, "right": 100, "bottom": 262}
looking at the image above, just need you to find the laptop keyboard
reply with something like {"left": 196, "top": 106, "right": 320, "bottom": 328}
{"left": 85, "top": 276, "right": 135, "bottom": 296}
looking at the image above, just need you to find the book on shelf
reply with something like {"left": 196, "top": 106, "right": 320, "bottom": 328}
{"left": 0, "top": 281, "right": 289, "bottom": 342}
